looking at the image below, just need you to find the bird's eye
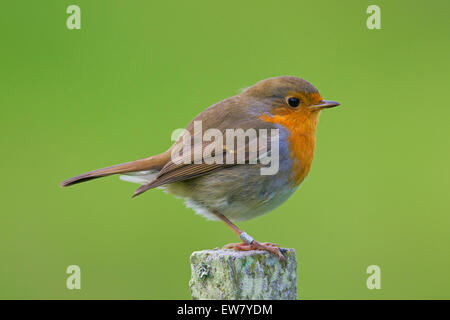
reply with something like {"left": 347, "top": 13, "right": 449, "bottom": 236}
{"left": 287, "top": 97, "right": 300, "bottom": 108}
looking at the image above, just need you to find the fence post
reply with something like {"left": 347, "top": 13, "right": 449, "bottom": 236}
{"left": 189, "top": 248, "right": 297, "bottom": 300}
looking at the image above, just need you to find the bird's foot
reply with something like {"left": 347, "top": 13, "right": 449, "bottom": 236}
{"left": 223, "top": 241, "right": 285, "bottom": 261}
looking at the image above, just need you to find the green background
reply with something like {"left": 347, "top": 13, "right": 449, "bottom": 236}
{"left": 1, "top": 0, "right": 449, "bottom": 299}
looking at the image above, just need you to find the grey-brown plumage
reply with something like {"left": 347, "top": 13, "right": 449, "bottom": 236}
{"left": 61, "top": 76, "right": 339, "bottom": 259}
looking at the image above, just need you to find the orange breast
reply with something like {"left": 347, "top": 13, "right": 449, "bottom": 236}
{"left": 260, "top": 109, "right": 320, "bottom": 185}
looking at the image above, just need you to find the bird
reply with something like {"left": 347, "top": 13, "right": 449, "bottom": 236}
{"left": 61, "top": 76, "right": 339, "bottom": 260}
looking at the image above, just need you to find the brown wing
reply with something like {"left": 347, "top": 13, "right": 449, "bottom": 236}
{"left": 132, "top": 134, "right": 269, "bottom": 197}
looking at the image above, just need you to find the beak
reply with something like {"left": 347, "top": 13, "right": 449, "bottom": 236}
{"left": 309, "top": 100, "right": 340, "bottom": 110}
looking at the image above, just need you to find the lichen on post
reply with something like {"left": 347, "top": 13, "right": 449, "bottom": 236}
{"left": 189, "top": 248, "right": 297, "bottom": 300}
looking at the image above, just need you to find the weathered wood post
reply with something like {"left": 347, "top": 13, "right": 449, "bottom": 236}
{"left": 189, "top": 248, "right": 297, "bottom": 300}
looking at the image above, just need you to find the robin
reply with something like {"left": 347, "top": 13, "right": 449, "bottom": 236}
{"left": 61, "top": 76, "right": 339, "bottom": 260}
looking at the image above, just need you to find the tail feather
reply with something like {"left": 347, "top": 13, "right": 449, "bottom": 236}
{"left": 60, "top": 152, "right": 169, "bottom": 187}
{"left": 119, "top": 170, "right": 159, "bottom": 185}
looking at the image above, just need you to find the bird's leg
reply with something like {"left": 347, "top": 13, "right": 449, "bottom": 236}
{"left": 211, "top": 210, "right": 285, "bottom": 261}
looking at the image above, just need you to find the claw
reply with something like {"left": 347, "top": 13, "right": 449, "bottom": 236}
{"left": 223, "top": 241, "right": 285, "bottom": 261}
